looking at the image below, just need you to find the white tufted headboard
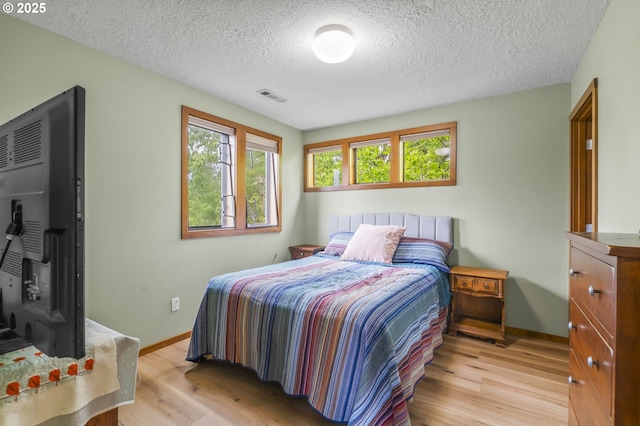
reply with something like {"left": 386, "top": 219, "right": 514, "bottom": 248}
{"left": 328, "top": 213, "right": 453, "bottom": 243}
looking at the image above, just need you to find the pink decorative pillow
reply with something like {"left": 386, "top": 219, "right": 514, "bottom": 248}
{"left": 341, "top": 224, "right": 406, "bottom": 264}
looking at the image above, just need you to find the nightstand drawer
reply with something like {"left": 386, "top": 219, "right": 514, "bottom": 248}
{"left": 453, "top": 275, "right": 474, "bottom": 291}
{"left": 474, "top": 278, "right": 499, "bottom": 295}
{"left": 453, "top": 275, "right": 499, "bottom": 296}
{"left": 289, "top": 245, "right": 324, "bottom": 260}
{"left": 293, "top": 250, "right": 312, "bottom": 259}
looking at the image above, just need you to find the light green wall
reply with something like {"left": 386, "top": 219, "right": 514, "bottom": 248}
{"left": 571, "top": 0, "right": 640, "bottom": 232}
{"left": 6, "top": 7, "right": 612, "bottom": 343}
{"left": 304, "top": 85, "right": 571, "bottom": 337}
{"left": 0, "top": 15, "right": 304, "bottom": 347}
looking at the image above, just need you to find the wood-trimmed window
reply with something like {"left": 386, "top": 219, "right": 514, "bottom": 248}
{"left": 304, "top": 122, "right": 456, "bottom": 191}
{"left": 181, "top": 106, "right": 282, "bottom": 238}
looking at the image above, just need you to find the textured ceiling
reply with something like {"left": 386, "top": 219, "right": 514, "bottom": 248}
{"left": 14, "top": 0, "right": 610, "bottom": 130}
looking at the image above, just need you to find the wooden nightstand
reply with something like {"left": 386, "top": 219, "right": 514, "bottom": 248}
{"left": 289, "top": 245, "right": 324, "bottom": 260}
{"left": 448, "top": 265, "right": 509, "bottom": 347}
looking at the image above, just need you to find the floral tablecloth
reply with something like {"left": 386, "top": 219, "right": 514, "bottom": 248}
{"left": 0, "top": 319, "right": 139, "bottom": 426}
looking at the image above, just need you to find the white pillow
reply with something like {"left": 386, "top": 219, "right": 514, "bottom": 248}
{"left": 341, "top": 224, "right": 406, "bottom": 264}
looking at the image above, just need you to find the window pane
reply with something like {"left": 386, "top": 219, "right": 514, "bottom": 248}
{"left": 354, "top": 142, "right": 390, "bottom": 184}
{"left": 403, "top": 134, "right": 451, "bottom": 182}
{"left": 313, "top": 149, "right": 342, "bottom": 187}
{"left": 187, "top": 124, "right": 224, "bottom": 228}
{"left": 246, "top": 149, "right": 279, "bottom": 227}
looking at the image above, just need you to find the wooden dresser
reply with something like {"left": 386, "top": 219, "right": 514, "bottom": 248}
{"left": 566, "top": 232, "right": 640, "bottom": 425}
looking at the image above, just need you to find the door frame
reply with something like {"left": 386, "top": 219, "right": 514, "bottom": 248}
{"left": 569, "top": 78, "right": 598, "bottom": 232}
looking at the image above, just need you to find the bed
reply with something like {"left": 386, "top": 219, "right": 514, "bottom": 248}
{"left": 187, "top": 213, "right": 453, "bottom": 426}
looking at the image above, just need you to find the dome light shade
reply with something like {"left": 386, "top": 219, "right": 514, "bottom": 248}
{"left": 312, "top": 25, "right": 355, "bottom": 64}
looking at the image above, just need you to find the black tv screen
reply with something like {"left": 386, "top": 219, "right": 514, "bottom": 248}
{"left": 0, "top": 86, "right": 85, "bottom": 358}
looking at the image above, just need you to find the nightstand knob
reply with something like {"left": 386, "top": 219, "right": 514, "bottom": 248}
{"left": 587, "top": 356, "right": 599, "bottom": 368}
{"left": 568, "top": 376, "right": 577, "bottom": 384}
{"left": 569, "top": 268, "right": 579, "bottom": 276}
{"left": 588, "top": 286, "right": 601, "bottom": 297}
{"left": 568, "top": 321, "right": 577, "bottom": 331}
{"left": 483, "top": 283, "right": 489, "bottom": 289}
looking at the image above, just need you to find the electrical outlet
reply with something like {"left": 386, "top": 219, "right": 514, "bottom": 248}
{"left": 171, "top": 297, "right": 180, "bottom": 312}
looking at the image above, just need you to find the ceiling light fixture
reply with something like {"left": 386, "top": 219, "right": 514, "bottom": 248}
{"left": 312, "top": 25, "right": 355, "bottom": 64}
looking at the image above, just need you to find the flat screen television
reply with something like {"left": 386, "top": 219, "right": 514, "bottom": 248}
{"left": 0, "top": 86, "right": 85, "bottom": 358}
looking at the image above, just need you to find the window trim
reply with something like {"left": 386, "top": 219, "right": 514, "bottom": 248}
{"left": 304, "top": 121, "right": 456, "bottom": 192}
{"left": 181, "top": 106, "right": 282, "bottom": 239}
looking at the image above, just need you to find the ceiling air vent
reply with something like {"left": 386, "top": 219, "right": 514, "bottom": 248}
{"left": 257, "top": 89, "right": 287, "bottom": 103}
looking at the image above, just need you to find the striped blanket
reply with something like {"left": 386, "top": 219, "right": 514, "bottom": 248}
{"left": 187, "top": 255, "right": 450, "bottom": 426}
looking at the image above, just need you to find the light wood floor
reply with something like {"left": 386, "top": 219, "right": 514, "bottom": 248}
{"left": 119, "top": 333, "right": 569, "bottom": 425}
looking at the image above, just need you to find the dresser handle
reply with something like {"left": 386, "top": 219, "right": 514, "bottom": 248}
{"left": 588, "top": 286, "right": 601, "bottom": 297}
{"left": 587, "top": 356, "right": 599, "bottom": 368}
{"left": 568, "top": 321, "right": 577, "bottom": 330}
{"left": 568, "top": 376, "right": 577, "bottom": 384}
{"left": 569, "top": 268, "right": 579, "bottom": 276}
{"left": 483, "top": 283, "right": 489, "bottom": 289}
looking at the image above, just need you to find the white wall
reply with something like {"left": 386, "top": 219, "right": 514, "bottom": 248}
{"left": 571, "top": 0, "right": 640, "bottom": 233}
{"left": 304, "top": 85, "right": 572, "bottom": 337}
{"left": 0, "top": 15, "right": 304, "bottom": 347}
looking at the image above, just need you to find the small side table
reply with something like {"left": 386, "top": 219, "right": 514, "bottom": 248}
{"left": 448, "top": 265, "right": 509, "bottom": 347}
{"left": 289, "top": 245, "right": 324, "bottom": 260}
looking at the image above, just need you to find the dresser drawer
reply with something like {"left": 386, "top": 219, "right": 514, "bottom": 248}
{"left": 569, "top": 300, "right": 613, "bottom": 414}
{"left": 453, "top": 275, "right": 499, "bottom": 296}
{"left": 568, "top": 400, "right": 579, "bottom": 426}
{"left": 569, "top": 349, "right": 610, "bottom": 426}
{"left": 570, "top": 247, "right": 615, "bottom": 338}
